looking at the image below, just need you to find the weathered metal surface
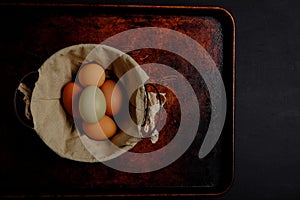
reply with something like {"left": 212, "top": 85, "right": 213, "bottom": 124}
{"left": 0, "top": 4, "right": 234, "bottom": 197}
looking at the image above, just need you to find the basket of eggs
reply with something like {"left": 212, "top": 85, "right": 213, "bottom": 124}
{"left": 14, "top": 44, "right": 163, "bottom": 162}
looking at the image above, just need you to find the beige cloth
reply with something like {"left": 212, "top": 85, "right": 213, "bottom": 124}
{"left": 29, "top": 44, "right": 149, "bottom": 162}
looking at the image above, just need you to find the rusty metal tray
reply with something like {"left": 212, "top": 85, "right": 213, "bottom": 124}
{"left": 0, "top": 3, "right": 235, "bottom": 197}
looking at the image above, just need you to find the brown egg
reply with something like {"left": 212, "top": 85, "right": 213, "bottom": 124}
{"left": 78, "top": 63, "right": 106, "bottom": 87}
{"left": 100, "top": 80, "right": 123, "bottom": 116}
{"left": 62, "top": 82, "right": 82, "bottom": 118}
{"left": 82, "top": 115, "right": 117, "bottom": 140}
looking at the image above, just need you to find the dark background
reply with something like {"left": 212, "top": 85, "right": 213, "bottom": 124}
{"left": 2, "top": 0, "right": 300, "bottom": 199}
